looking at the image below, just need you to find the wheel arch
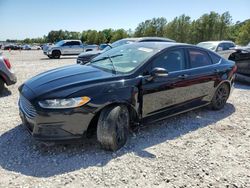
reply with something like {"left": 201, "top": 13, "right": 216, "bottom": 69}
{"left": 52, "top": 49, "right": 61, "bottom": 54}
{"left": 86, "top": 101, "right": 139, "bottom": 137}
{"left": 215, "top": 80, "right": 232, "bottom": 94}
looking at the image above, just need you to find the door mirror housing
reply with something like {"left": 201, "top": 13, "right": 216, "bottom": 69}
{"left": 151, "top": 67, "right": 168, "bottom": 78}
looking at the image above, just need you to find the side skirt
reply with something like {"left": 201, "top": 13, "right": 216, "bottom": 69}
{"left": 141, "top": 102, "right": 210, "bottom": 125}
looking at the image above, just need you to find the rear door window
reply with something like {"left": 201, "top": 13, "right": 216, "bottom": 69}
{"left": 209, "top": 52, "right": 221, "bottom": 64}
{"left": 71, "top": 41, "right": 80, "bottom": 45}
{"left": 63, "top": 42, "right": 71, "bottom": 46}
{"left": 188, "top": 49, "right": 213, "bottom": 68}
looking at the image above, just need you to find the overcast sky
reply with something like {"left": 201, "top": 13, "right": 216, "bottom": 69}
{"left": 0, "top": 0, "right": 249, "bottom": 40}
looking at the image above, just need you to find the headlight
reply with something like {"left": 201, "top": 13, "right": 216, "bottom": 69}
{"left": 38, "top": 97, "right": 91, "bottom": 109}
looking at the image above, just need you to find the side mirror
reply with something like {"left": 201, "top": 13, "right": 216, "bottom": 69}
{"left": 151, "top": 67, "right": 168, "bottom": 78}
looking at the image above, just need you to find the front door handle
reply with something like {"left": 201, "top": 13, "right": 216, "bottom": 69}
{"left": 178, "top": 74, "right": 189, "bottom": 79}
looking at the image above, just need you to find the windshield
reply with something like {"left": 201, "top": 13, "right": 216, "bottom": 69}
{"left": 197, "top": 42, "right": 218, "bottom": 51}
{"left": 101, "top": 39, "right": 136, "bottom": 52}
{"left": 55, "top": 40, "right": 65, "bottom": 47}
{"left": 89, "top": 43, "right": 159, "bottom": 74}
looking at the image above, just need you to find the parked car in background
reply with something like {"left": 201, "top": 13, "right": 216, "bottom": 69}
{"left": 99, "top": 43, "right": 110, "bottom": 50}
{"left": 31, "top": 45, "right": 41, "bottom": 50}
{"left": 22, "top": 44, "right": 31, "bottom": 50}
{"left": 84, "top": 44, "right": 99, "bottom": 52}
{"left": 197, "top": 41, "right": 250, "bottom": 84}
{"left": 3, "top": 44, "right": 22, "bottom": 50}
{"left": 19, "top": 42, "right": 236, "bottom": 151}
{"left": 197, "top": 41, "right": 236, "bottom": 59}
{"left": 41, "top": 43, "right": 53, "bottom": 51}
{"left": 0, "top": 55, "right": 17, "bottom": 93}
{"left": 76, "top": 37, "right": 175, "bottom": 64}
{"left": 43, "top": 40, "right": 98, "bottom": 59}
{"left": 228, "top": 46, "right": 250, "bottom": 84}
{"left": 43, "top": 40, "right": 81, "bottom": 58}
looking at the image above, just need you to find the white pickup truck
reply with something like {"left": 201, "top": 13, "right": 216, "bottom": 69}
{"left": 43, "top": 40, "right": 98, "bottom": 59}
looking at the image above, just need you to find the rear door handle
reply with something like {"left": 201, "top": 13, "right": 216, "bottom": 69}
{"left": 178, "top": 74, "right": 189, "bottom": 79}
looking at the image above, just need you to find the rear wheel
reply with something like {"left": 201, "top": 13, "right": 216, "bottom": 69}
{"left": 211, "top": 83, "right": 230, "bottom": 110}
{"left": 0, "top": 79, "right": 5, "bottom": 94}
{"left": 97, "top": 105, "right": 129, "bottom": 151}
{"left": 52, "top": 50, "right": 61, "bottom": 59}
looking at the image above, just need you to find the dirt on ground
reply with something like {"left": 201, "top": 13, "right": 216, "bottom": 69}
{"left": 0, "top": 50, "right": 249, "bottom": 187}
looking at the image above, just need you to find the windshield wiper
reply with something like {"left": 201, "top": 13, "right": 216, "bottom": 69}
{"left": 91, "top": 54, "right": 123, "bottom": 74}
{"left": 107, "top": 55, "right": 116, "bottom": 74}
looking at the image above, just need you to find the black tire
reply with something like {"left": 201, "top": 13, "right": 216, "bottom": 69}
{"left": 97, "top": 105, "right": 129, "bottom": 151}
{"left": 211, "top": 84, "right": 230, "bottom": 110}
{"left": 0, "top": 79, "right": 5, "bottom": 94}
{"left": 52, "top": 50, "right": 61, "bottom": 59}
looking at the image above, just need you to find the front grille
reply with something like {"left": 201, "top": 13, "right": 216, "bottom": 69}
{"left": 19, "top": 95, "right": 37, "bottom": 119}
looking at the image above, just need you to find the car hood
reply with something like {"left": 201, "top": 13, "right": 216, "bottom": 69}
{"left": 21, "top": 64, "right": 114, "bottom": 99}
{"left": 78, "top": 50, "right": 102, "bottom": 58}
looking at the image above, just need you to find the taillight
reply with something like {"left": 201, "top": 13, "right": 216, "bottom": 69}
{"left": 3, "top": 58, "right": 11, "bottom": 69}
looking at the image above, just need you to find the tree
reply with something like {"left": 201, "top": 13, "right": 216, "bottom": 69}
{"left": 164, "top": 14, "right": 191, "bottom": 43}
{"left": 85, "top": 30, "right": 99, "bottom": 44}
{"left": 110, "top": 29, "right": 128, "bottom": 42}
{"left": 102, "top": 29, "right": 113, "bottom": 43}
{"left": 134, "top": 17, "right": 167, "bottom": 37}
{"left": 236, "top": 20, "right": 250, "bottom": 45}
{"left": 5, "top": 12, "right": 249, "bottom": 46}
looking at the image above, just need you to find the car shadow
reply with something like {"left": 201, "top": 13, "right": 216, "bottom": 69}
{"left": 0, "top": 103, "right": 235, "bottom": 177}
{"left": 0, "top": 87, "right": 12, "bottom": 97}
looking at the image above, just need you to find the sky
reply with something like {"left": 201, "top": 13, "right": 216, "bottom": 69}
{"left": 0, "top": 0, "right": 249, "bottom": 40}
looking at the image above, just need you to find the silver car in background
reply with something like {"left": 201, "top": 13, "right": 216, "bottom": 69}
{"left": 197, "top": 41, "right": 236, "bottom": 59}
{"left": 44, "top": 40, "right": 98, "bottom": 59}
{"left": 0, "top": 54, "right": 17, "bottom": 94}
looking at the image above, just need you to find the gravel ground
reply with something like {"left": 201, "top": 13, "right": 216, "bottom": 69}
{"left": 0, "top": 50, "right": 249, "bottom": 188}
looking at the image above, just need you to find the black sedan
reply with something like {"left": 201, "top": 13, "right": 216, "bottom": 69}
{"left": 19, "top": 42, "right": 236, "bottom": 151}
{"left": 76, "top": 37, "right": 175, "bottom": 64}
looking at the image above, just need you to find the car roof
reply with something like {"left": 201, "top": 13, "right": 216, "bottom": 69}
{"left": 120, "top": 37, "right": 175, "bottom": 43}
{"left": 198, "top": 40, "right": 235, "bottom": 44}
{"left": 125, "top": 41, "right": 189, "bottom": 50}
{"left": 61, "top": 40, "right": 81, "bottom": 42}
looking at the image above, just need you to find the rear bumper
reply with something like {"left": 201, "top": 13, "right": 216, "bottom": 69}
{"left": 19, "top": 101, "right": 95, "bottom": 141}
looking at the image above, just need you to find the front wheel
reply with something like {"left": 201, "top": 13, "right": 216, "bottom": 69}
{"left": 52, "top": 50, "right": 61, "bottom": 59}
{"left": 211, "top": 83, "right": 230, "bottom": 110}
{"left": 97, "top": 105, "right": 130, "bottom": 151}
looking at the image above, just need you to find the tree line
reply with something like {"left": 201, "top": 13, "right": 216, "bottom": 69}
{"left": 6, "top": 11, "right": 250, "bottom": 45}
